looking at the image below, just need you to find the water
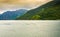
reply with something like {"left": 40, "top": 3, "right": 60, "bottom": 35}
{"left": 0, "top": 20, "right": 60, "bottom": 37}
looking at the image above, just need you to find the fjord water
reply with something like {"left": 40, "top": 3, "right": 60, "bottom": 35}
{"left": 0, "top": 21, "right": 60, "bottom": 37}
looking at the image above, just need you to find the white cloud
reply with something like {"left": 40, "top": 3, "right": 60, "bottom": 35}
{"left": 0, "top": 0, "right": 53, "bottom": 14}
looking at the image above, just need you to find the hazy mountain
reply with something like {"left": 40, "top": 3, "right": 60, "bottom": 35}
{"left": 16, "top": 0, "right": 60, "bottom": 20}
{"left": 0, "top": 9, "right": 27, "bottom": 20}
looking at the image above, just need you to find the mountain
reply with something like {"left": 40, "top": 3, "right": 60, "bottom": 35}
{"left": 16, "top": 0, "right": 60, "bottom": 20}
{"left": 0, "top": 9, "right": 27, "bottom": 20}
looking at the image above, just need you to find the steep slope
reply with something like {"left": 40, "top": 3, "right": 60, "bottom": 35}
{"left": 16, "top": 0, "right": 60, "bottom": 20}
{"left": 0, "top": 9, "right": 27, "bottom": 20}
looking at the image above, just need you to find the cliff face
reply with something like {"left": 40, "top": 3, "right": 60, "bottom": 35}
{"left": 16, "top": 0, "right": 60, "bottom": 20}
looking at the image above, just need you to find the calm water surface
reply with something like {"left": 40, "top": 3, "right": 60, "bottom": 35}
{"left": 0, "top": 21, "right": 60, "bottom": 37}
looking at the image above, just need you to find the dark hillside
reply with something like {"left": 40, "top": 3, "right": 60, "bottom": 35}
{"left": 16, "top": 0, "right": 60, "bottom": 20}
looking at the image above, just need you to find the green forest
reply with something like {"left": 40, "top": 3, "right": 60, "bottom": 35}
{"left": 16, "top": 0, "right": 60, "bottom": 20}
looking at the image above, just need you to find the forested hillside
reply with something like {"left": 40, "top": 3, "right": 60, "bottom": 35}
{"left": 16, "top": 0, "right": 60, "bottom": 20}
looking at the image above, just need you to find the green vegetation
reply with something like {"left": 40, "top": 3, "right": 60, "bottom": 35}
{"left": 31, "top": 15, "right": 40, "bottom": 20}
{"left": 16, "top": 1, "right": 60, "bottom": 20}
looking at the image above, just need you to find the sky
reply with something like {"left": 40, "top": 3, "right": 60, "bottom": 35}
{"left": 0, "top": 0, "right": 52, "bottom": 14}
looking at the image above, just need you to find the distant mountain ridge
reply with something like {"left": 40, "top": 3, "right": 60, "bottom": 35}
{"left": 0, "top": 9, "right": 27, "bottom": 20}
{"left": 16, "top": 0, "right": 60, "bottom": 20}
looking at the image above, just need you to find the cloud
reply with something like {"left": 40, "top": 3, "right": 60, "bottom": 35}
{"left": 0, "top": 0, "right": 41, "bottom": 9}
{"left": 0, "top": 0, "right": 52, "bottom": 14}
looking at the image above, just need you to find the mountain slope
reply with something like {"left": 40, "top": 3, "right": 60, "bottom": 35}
{"left": 0, "top": 9, "right": 27, "bottom": 20}
{"left": 16, "top": 0, "right": 60, "bottom": 20}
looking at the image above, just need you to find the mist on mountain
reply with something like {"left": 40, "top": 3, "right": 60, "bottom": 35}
{"left": 0, "top": 9, "right": 27, "bottom": 20}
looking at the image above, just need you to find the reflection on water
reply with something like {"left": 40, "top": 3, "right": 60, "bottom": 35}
{"left": 0, "top": 21, "right": 60, "bottom": 37}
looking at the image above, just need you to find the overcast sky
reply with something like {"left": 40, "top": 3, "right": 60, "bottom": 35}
{"left": 0, "top": 0, "right": 52, "bottom": 14}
